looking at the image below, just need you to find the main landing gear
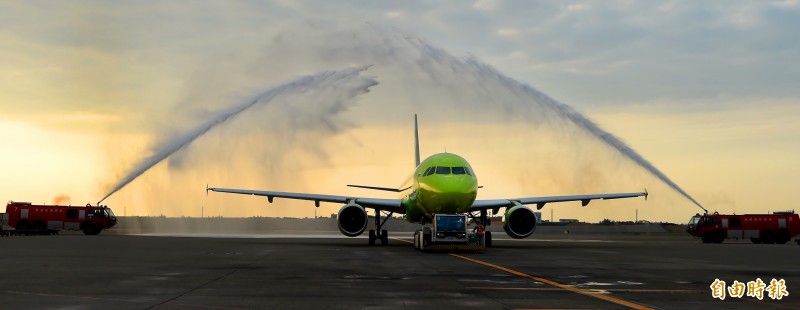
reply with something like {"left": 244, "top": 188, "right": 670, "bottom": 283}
{"left": 368, "top": 209, "right": 393, "bottom": 246}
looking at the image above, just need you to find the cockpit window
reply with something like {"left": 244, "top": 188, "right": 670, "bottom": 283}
{"left": 451, "top": 167, "right": 466, "bottom": 175}
{"left": 465, "top": 167, "right": 473, "bottom": 176}
{"left": 423, "top": 166, "right": 435, "bottom": 176}
{"left": 435, "top": 166, "right": 451, "bottom": 175}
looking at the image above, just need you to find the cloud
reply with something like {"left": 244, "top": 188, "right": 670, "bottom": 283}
{"left": 496, "top": 27, "right": 521, "bottom": 37}
{"left": 4, "top": 1, "right": 797, "bottom": 116}
{"left": 473, "top": 0, "right": 499, "bottom": 11}
{"left": 566, "top": 3, "right": 589, "bottom": 12}
{"left": 772, "top": 0, "right": 800, "bottom": 7}
{"left": 386, "top": 10, "right": 404, "bottom": 18}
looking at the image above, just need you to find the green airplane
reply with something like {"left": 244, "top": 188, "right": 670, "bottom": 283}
{"left": 208, "top": 115, "right": 647, "bottom": 246}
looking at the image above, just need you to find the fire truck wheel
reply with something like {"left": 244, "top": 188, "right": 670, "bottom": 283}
{"left": 712, "top": 230, "right": 724, "bottom": 243}
{"left": 761, "top": 230, "right": 775, "bottom": 244}
{"left": 16, "top": 221, "right": 29, "bottom": 231}
{"left": 82, "top": 223, "right": 98, "bottom": 235}
{"left": 701, "top": 233, "right": 712, "bottom": 243}
{"left": 750, "top": 238, "right": 762, "bottom": 244}
{"left": 776, "top": 230, "right": 790, "bottom": 244}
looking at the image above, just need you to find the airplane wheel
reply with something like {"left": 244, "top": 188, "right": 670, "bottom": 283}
{"left": 484, "top": 231, "right": 492, "bottom": 247}
{"left": 368, "top": 230, "right": 376, "bottom": 246}
{"left": 381, "top": 230, "right": 389, "bottom": 245}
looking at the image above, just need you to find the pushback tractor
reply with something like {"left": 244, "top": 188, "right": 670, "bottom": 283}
{"left": 413, "top": 214, "right": 488, "bottom": 251}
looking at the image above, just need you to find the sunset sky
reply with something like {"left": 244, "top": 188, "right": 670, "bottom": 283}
{"left": 1, "top": 1, "right": 798, "bottom": 224}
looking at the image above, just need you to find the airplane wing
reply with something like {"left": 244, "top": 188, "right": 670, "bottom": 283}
{"left": 469, "top": 191, "right": 647, "bottom": 212}
{"left": 207, "top": 187, "right": 405, "bottom": 213}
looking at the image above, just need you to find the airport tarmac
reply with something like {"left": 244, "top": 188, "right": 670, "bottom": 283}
{"left": 1, "top": 233, "right": 797, "bottom": 309}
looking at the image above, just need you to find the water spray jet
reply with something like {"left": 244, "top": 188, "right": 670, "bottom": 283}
{"left": 98, "top": 66, "right": 377, "bottom": 204}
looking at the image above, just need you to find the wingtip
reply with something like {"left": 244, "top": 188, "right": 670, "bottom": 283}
{"left": 644, "top": 188, "right": 649, "bottom": 200}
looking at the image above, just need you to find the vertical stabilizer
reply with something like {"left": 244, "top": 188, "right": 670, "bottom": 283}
{"left": 414, "top": 114, "right": 421, "bottom": 167}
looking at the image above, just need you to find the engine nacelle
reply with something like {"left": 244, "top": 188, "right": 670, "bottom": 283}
{"left": 503, "top": 204, "right": 537, "bottom": 239}
{"left": 337, "top": 203, "right": 368, "bottom": 237}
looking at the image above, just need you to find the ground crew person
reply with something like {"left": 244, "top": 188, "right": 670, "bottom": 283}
{"left": 475, "top": 224, "right": 485, "bottom": 245}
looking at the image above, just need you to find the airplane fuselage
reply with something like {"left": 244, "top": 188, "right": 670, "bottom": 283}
{"left": 400, "top": 153, "right": 478, "bottom": 223}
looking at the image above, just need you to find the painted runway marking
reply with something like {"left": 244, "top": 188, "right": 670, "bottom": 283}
{"left": 391, "top": 237, "right": 413, "bottom": 244}
{"left": 449, "top": 253, "right": 654, "bottom": 310}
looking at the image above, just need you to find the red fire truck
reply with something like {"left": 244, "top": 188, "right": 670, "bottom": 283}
{"left": 687, "top": 211, "right": 800, "bottom": 244}
{"left": 5, "top": 201, "right": 117, "bottom": 235}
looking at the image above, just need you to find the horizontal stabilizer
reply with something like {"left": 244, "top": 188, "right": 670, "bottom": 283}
{"left": 347, "top": 184, "right": 411, "bottom": 192}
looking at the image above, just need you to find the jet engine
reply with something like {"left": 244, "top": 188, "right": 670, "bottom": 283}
{"left": 503, "top": 204, "right": 537, "bottom": 239}
{"left": 337, "top": 203, "right": 368, "bottom": 237}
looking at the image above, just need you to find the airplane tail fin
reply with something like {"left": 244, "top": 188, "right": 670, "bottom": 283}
{"left": 414, "top": 114, "right": 421, "bottom": 167}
